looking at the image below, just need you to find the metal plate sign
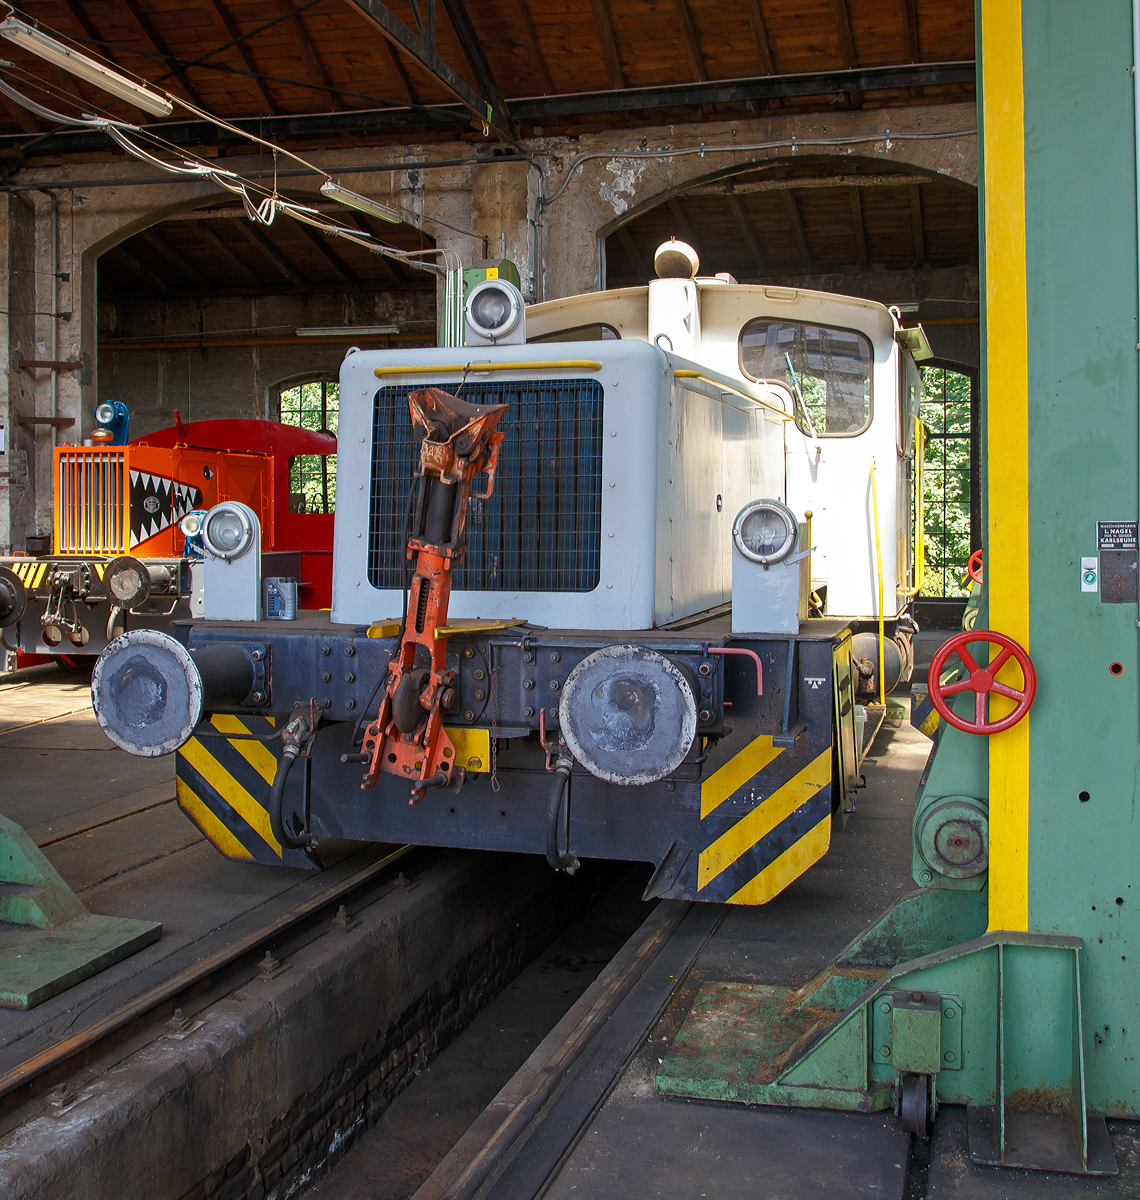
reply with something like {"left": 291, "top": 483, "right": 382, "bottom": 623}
{"left": 1097, "top": 522, "right": 1138, "bottom": 603}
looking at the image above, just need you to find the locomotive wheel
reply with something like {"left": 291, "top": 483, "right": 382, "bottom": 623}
{"left": 900, "top": 1073, "right": 931, "bottom": 1136}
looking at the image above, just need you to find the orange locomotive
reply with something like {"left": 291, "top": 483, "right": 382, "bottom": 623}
{"left": 0, "top": 409, "right": 334, "bottom": 661}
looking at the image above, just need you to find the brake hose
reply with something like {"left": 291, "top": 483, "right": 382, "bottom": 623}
{"left": 269, "top": 745, "right": 310, "bottom": 850}
{"left": 545, "top": 753, "right": 579, "bottom": 874}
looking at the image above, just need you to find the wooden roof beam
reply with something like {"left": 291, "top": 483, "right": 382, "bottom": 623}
{"left": 588, "top": 0, "right": 625, "bottom": 90}
{"left": 902, "top": 0, "right": 919, "bottom": 61}
{"left": 848, "top": 188, "right": 868, "bottom": 268}
{"left": 909, "top": 183, "right": 925, "bottom": 267}
{"left": 440, "top": 0, "right": 514, "bottom": 129}
{"left": 57, "top": 0, "right": 156, "bottom": 122}
{"left": 343, "top": 0, "right": 518, "bottom": 142}
{"left": 671, "top": 0, "right": 707, "bottom": 81}
{"left": 337, "top": 211, "right": 406, "bottom": 284}
{"left": 781, "top": 191, "right": 811, "bottom": 271}
{"left": 116, "top": 0, "right": 204, "bottom": 105}
{"left": 190, "top": 223, "right": 260, "bottom": 286}
{"left": 291, "top": 220, "right": 360, "bottom": 284}
{"left": 666, "top": 198, "right": 708, "bottom": 269}
{"left": 727, "top": 195, "right": 765, "bottom": 276}
{"left": 108, "top": 245, "right": 168, "bottom": 292}
{"left": 513, "top": 0, "right": 553, "bottom": 95}
{"left": 615, "top": 226, "right": 647, "bottom": 280}
{"left": 136, "top": 229, "right": 212, "bottom": 290}
{"left": 741, "top": 0, "right": 775, "bottom": 74}
{"left": 280, "top": 0, "right": 341, "bottom": 112}
{"left": 829, "top": 0, "right": 863, "bottom": 106}
{"left": 201, "top": 0, "right": 281, "bottom": 114}
{"left": 235, "top": 223, "right": 308, "bottom": 286}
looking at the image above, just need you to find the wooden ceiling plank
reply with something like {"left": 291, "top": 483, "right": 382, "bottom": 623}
{"left": 291, "top": 220, "right": 360, "bottom": 284}
{"left": 108, "top": 245, "right": 168, "bottom": 291}
{"left": 235, "top": 222, "right": 308, "bottom": 286}
{"left": 781, "top": 191, "right": 811, "bottom": 271}
{"left": 201, "top": 0, "right": 281, "bottom": 114}
{"left": 513, "top": 0, "right": 554, "bottom": 95}
{"left": 727, "top": 195, "right": 765, "bottom": 275}
{"left": 137, "top": 229, "right": 212, "bottom": 289}
{"left": 587, "top": 0, "right": 625, "bottom": 90}
{"left": 373, "top": 32, "right": 419, "bottom": 105}
{"left": 848, "top": 188, "right": 868, "bottom": 268}
{"left": 279, "top": 0, "right": 341, "bottom": 112}
{"left": 670, "top": 0, "right": 707, "bottom": 81}
{"left": 116, "top": 0, "right": 204, "bottom": 105}
{"left": 616, "top": 226, "right": 647, "bottom": 279}
{"left": 909, "top": 183, "right": 925, "bottom": 267}
{"left": 191, "top": 223, "right": 260, "bottom": 286}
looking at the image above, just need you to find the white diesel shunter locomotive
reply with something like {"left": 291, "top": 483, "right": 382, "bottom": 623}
{"left": 91, "top": 240, "right": 927, "bottom": 906}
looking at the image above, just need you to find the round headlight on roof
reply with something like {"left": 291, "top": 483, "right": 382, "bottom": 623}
{"left": 201, "top": 502, "right": 256, "bottom": 561}
{"left": 733, "top": 499, "right": 799, "bottom": 566}
{"left": 95, "top": 402, "right": 115, "bottom": 427}
{"left": 465, "top": 278, "right": 523, "bottom": 341}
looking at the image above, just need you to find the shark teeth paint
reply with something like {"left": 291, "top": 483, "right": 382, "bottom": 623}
{"left": 129, "top": 471, "right": 202, "bottom": 548}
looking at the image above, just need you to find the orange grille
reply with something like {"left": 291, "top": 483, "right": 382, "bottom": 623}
{"left": 55, "top": 448, "right": 128, "bottom": 555}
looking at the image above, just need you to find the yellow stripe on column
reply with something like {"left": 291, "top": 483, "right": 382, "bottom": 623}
{"left": 981, "top": 0, "right": 1030, "bottom": 933}
{"left": 698, "top": 747, "right": 831, "bottom": 890}
{"left": 176, "top": 778, "right": 253, "bottom": 862}
{"left": 727, "top": 814, "right": 831, "bottom": 906}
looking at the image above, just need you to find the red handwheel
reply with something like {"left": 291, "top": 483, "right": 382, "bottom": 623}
{"left": 967, "top": 548, "right": 984, "bottom": 585}
{"left": 928, "top": 631, "right": 1036, "bottom": 735}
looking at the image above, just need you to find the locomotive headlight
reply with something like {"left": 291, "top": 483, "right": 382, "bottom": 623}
{"left": 95, "top": 402, "right": 115, "bottom": 427}
{"left": 180, "top": 512, "right": 203, "bottom": 537}
{"left": 201, "top": 502, "right": 256, "bottom": 561}
{"left": 732, "top": 499, "right": 799, "bottom": 566}
{"left": 465, "top": 279, "right": 523, "bottom": 341}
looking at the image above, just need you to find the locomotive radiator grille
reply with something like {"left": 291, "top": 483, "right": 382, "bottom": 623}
{"left": 368, "top": 379, "right": 604, "bottom": 592}
{"left": 55, "top": 449, "right": 128, "bottom": 555}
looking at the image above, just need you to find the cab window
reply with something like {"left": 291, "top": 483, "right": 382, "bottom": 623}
{"left": 899, "top": 352, "right": 924, "bottom": 455}
{"left": 277, "top": 379, "right": 337, "bottom": 513}
{"left": 740, "top": 319, "right": 873, "bottom": 437}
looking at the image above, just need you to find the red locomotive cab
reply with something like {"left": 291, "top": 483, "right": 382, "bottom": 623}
{"left": 129, "top": 412, "right": 336, "bottom": 608}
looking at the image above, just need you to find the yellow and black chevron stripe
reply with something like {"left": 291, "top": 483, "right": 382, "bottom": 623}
{"left": 910, "top": 685, "right": 940, "bottom": 737}
{"left": 5, "top": 559, "right": 107, "bottom": 591}
{"left": 175, "top": 715, "right": 315, "bottom": 869}
{"left": 692, "top": 734, "right": 833, "bottom": 905}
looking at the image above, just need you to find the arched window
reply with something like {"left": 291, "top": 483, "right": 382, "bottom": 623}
{"left": 276, "top": 378, "right": 338, "bottom": 514}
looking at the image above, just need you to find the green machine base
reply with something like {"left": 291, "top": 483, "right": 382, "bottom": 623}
{"left": 0, "top": 815, "right": 161, "bottom": 1010}
{"left": 658, "top": 888, "right": 1117, "bottom": 1176}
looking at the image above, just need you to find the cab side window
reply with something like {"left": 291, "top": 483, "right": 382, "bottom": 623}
{"left": 740, "top": 319, "right": 873, "bottom": 437}
{"left": 276, "top": 379, "right": 338, "bottom": 514}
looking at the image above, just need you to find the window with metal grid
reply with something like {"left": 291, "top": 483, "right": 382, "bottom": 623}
{"left": 368, "top": 380, "right": 605, "bottom": 592}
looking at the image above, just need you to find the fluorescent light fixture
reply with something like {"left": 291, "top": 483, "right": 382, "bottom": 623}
{"left": 295, "top": 326, "right": 399, "bottom": 337}
{"left": 320, "top": 179, "right": 402, "bottom": 224}
{"left": 0, "top": 17, "right": 173, "bottom": 117}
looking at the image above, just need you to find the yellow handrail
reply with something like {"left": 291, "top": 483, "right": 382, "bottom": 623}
{"left": 673, "top": 370, "right": 793, "bottom": 421}
{"left": 903, "top": 419, "right": 927, "bottom": 598}
{"left": 374, "top": 360, "right": 601, "bottom": 377}
{"left": 870, "top": 457, "right": 886, "bottom": 706}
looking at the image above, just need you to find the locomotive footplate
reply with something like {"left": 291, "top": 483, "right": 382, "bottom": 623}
{"left": 167, "top": 616, "right": 857, "bottom": 906}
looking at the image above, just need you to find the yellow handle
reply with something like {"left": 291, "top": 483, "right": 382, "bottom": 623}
{"left": 374, "top": 360, "right": 601, "bottom": 377}
{"left": 903, "top": 419, "right": 926, "bottom": 598}
{"left": 870, "top": 457, "right": 886, "bottom": 707}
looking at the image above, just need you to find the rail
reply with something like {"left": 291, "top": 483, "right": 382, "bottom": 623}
{"left": 0, "top": 843, "right": 418, "bottom": 1106}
